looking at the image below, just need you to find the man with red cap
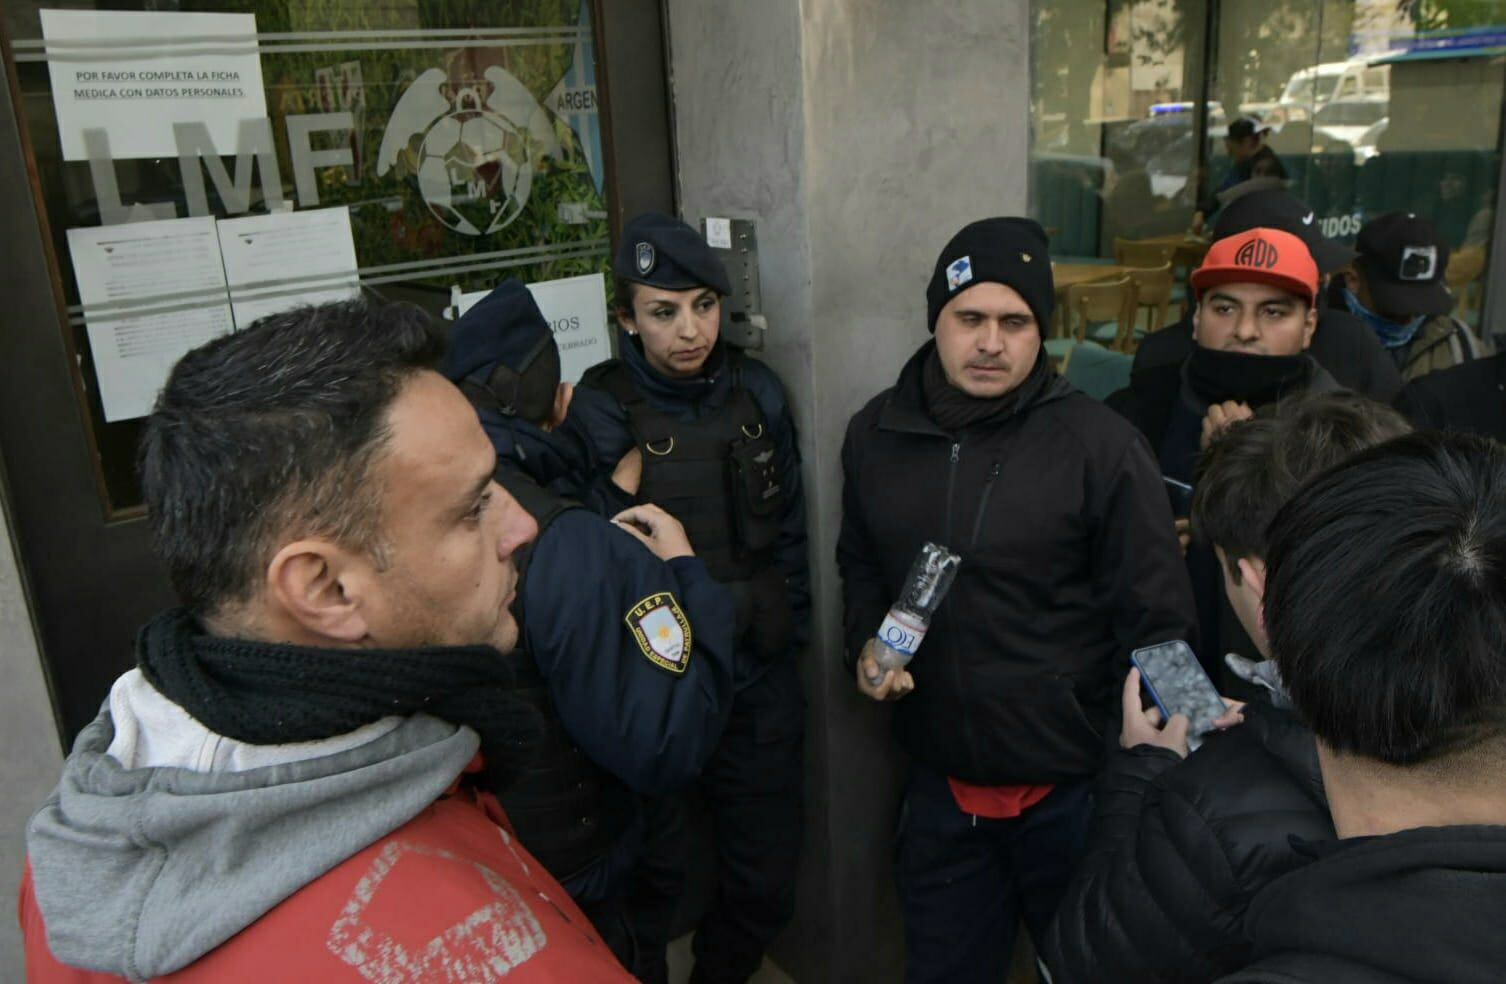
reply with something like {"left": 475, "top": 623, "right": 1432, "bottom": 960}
{"left": 1111, "top": 226, "right": 1337, "bottom": 486}
{"left": 1109, "top": 227, "right": 1340, "bottom": 686}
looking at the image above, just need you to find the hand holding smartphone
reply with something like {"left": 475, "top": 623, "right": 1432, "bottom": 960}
{"left": 1131, "top": 641, "right": 1230, "bottom": 746}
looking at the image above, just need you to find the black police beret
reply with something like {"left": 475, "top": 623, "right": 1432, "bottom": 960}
{"left": 613, "top": 212, "right": 732, "bottom": 295}
{"left": 443, "top": 279, "right": 553, "bottom": 383}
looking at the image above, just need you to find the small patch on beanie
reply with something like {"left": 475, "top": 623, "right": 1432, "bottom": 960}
{"left": 946, "top": 256, "right": 973, "bottom": 291}
{"left": 1021, "top": 252, "right": 1033, "bottom": 263}
{"left": 636, "top": 241, "right": 655, "bottom": 275}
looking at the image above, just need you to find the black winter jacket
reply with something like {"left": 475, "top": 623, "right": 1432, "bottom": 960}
{"left": 1043, "top": 703, "right": 1332, "bottom": 983}
{"left": 838, "top": 342, "right": 1197, "bottom": 784}
{"left": 1218, "top": 824, "right": 1506, "bottom": 983}
{"left": 1395, "top": 351, "right": 1506, "bottom": 442}
{"left": 1106, "top": 356, "right": 1337, "bottom": 685}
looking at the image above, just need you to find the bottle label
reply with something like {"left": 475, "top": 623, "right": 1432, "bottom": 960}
{"left": 877, "top": 610, "right": 927, "bottom": 656}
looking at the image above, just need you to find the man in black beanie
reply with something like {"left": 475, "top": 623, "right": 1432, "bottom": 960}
{"left": 838, "top": 217, "right": 1197, "bottom": 983}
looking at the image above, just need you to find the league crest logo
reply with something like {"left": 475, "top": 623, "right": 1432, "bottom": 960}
{"left": 376, "top": 66, "right": 558, "bottom": 237}
{"left": 946, "top": 255, "right": 973, "bottom": 291}
{"left": 625, "top": 592, "right": 692, "bottom": 674}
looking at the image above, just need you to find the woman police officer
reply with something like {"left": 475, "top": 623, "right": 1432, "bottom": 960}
{"left": 559, "top": 212, "right": 809, "bottom": 984}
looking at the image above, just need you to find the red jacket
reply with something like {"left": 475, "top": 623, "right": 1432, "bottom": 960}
{"left": 20, "top": 787, "right": 633, "bottom": 983}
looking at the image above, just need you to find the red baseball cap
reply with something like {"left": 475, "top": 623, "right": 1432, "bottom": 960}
{"left": 1190, "top": 227, "right": 1319, "bottom": 306}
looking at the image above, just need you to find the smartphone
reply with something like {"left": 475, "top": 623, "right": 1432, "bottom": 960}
{"left": 1163, "top": 475, "right": 1194, "bottom": 517}
{"left": 1131, "top": 641, "right": 1228, "bottom": 740}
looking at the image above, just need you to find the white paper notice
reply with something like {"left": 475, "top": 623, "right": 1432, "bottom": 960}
{"left": 67, "top": 216, "right": 234, "bottom": 422}
{"left": 217, "top": 207, "right": 361, "bottom": 329}
{"left": 454, "top": 273, "right": 612, "bottom": 384}
{"left": 705, "top": 217, "right": 733, "bottom": 250}
{"left": 42, "top": 10, "right": 268, "bottom": 162}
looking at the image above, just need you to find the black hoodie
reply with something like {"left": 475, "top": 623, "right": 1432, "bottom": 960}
{"left": 1219, "top": 824, "right": 1506, "bottom": 983}
{"left": 838, "top": 342, "right": 1197, "bottom": 784}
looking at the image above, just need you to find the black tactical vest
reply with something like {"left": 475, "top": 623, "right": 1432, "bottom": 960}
{"left": 582, "top": 354, "right": 793, "bottom": 661}
{"left": 486, "top": 462, "right": 627, "bottom": 882}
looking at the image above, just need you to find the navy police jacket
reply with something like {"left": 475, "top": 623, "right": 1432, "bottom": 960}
{"left": 471, "top": 396, "right": 738, "bottom": 795}
{"left": 559, "top": 331, "right": 811, "bottom": 661}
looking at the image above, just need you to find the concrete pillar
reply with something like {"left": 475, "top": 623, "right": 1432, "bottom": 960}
{"left": 0, "top": 473, "right": 64, "bottom": 979}
{"left": 665, "top": 2, "right": 1033, "bottom": 979}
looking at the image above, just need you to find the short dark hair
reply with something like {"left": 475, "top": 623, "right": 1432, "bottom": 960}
{"left": 139, "top": 300, "right": 445, "bottom": 616}
{"left": 1264, "top": 431, "right": 1506, "bottom": 764}
{"left": 1191, "top": 392, "right": 1410, "bottom": 573}
{"left": 612, "top": 275, "right": 637, "bottom": 316}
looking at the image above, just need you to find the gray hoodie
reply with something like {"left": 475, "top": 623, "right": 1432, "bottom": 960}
{"left": 26, "top": 706, "right": 479, "bottom": 982}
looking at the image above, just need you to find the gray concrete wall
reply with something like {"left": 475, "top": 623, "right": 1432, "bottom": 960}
{"left": 0, "top": 476, "right": 64, "bottom": 980}
{"left": 667, "top": 2, "right": 1033, "bottom": 980}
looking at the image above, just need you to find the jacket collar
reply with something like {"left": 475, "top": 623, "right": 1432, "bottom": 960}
{"left": 618, "top": 326, "right": 735, "bottom": 408}
{"left": 877, "top": 339, "right": 1072, "bottom": 437}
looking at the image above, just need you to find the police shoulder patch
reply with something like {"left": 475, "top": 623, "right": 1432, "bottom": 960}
{"left": 625, "top": 592, "right": 692, "bottom": 674}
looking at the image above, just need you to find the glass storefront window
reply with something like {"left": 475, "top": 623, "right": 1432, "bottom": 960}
{"left": 1211, "top": 0, "right": 1503, "bottom": 340}
{"left": 1032, "top": 0, "right": 1506, "bottom": 354}
{"left": 1031, "top": 0, "right": 1208, "bottom": 258}
{"left": 6, "top": 0, "right": 611, "bottom": 514}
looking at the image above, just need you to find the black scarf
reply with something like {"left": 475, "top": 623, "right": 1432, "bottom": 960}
{"left": 137, "top": 608, "right": 542, "bottom": 791}
{"left": 1186, "top": 345, "right": 1315, "bottom": 408}
{"left": 922, "top": 346, "right": 1053, "bottom": 433}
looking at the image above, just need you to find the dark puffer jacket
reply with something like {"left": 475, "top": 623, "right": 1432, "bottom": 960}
{"left": 1043, "top": 702, "right": 1332, "bottom": 983}
{"left": 838, "top": 341, "right": 1197, "bottom": 784}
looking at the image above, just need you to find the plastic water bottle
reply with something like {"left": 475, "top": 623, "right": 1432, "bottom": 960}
{"left": 868, "top": 543, "right": 962, "bottom": 682}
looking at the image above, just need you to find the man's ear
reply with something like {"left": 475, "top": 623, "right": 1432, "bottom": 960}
{"left": 547, "top": 381, "right": 574, "bottom": 432}
{"left": 265, "top": 540, "right": 371, "bottom": 644}
{"left": 1301, "top": 301, "right": 1319, "bottom": 350}
{"left": 1239, "top": 555, "right": 1269, "bottom": 634}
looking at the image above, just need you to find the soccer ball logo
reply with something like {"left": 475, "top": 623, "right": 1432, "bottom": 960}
{"left": 377, "top": 67, "right": 558, "bottom": 237}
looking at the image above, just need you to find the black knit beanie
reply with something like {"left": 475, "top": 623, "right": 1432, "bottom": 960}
{"left": 926, "top": 217, "right": 1055, "bottom": 333}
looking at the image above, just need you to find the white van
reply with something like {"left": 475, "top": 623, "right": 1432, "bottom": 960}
{"left": 1270, "top": 60, "right": 1390, "bottom": 125}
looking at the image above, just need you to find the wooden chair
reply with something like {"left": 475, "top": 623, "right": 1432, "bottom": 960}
{"left": 1124, "top": 262, "right": 1175, "bottom": 341}
{"left": 1170, "top": 239, "right": 1211, "bottom": 318}
{"left": 1113, "top": 238, "right": 1176, "bottom": 269}
{"left": 1446, "top": 246, "right": 1487, "bottom": 322}
{"left": 1064, "top": 277, "right": 1138, "bottom": 349}
{"left": 1084, "top": 264, "right": 1170, "bottom": 351}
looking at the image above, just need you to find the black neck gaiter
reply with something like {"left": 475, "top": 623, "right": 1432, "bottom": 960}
{"left": 922, "top": 345, "right": 1053, "bottom": 433}
{"left": 1186, "top": 345, "right": 1314, "bottom": 407}
{"left": 137, "top": 608, "right": 542, "bottom": 792}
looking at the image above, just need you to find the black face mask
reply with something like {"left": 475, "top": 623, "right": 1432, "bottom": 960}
{"left": 1186, "top": 344, "right": 1314, "bottom": 407}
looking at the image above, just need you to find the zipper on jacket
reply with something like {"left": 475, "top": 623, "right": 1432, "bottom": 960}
{"left": 939, "top": 439, "right": 982, "bottom": 778}
{"left": 943, "top": 442, "right": 961, "bottom": 544}
{"left": 968, "top": 462, "right": 1002, "bottom": 549}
